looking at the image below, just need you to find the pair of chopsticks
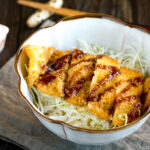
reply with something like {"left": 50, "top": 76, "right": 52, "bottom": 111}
{"left": 17, "top": 0, "right": 86, "bottom": 17}
{"left": 17, "top": 0, "right": 150, "bottom": 31}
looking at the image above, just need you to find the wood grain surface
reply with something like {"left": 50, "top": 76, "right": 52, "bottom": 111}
{"left": 0, "top": 0, "right": 150, "bottom": 150}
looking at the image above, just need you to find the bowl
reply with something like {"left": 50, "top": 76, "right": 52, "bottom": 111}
{"left": 14, "top": 13, "right": 150, "bottom": 145}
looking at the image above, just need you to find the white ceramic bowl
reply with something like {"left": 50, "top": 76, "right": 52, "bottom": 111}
{"left": 15, "top": 14, "right": 150, "bottom": 145}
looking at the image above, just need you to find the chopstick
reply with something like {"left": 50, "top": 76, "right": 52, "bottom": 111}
{"left": 17, "top": 0, "right": 150, "bottom": 31}
{"left": 17, "top": 0, "right": 87, "bottom": 17}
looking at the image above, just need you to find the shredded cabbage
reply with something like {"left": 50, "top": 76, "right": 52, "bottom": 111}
{"left": 78, "top": 40, "right": 150, "bottom": 76}
{"left": 24, "top": 64, "right": 28, "bottom": 72}
{"left": 31, "top": 87, "right": 110, "bottom": 130}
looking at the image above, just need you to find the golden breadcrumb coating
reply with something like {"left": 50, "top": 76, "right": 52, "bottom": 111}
{"left": 87, "top": 55, "right": 120, "bottom": 121}
{"left": 112, "top": 67, "right": 143, "bottom": 126}
{"left": 36, "top": 51, "right": 72, "bottom": 97}
{"left": 24, "top": 45, "right": 146, "bottom": 126}
{"left": 64, "top": 49, "right": 96, "bottom": 106}
{"left": 143, "top": 76, "right": 150, "bottom": 111}
{"left": 24, "top": 45, "right": 55, "bottom": 88}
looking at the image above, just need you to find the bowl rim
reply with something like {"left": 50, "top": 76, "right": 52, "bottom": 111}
{"left": 14, "top": 13, "right": 150, "bottom": 133}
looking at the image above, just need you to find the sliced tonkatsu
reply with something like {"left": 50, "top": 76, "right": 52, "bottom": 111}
{"left": 112, "top": 67, "right": 143, "bottom": 126}
{"left": 143, "top": 76, "right": 150, "bottom": 111}
{"left": 49, "top": 50, "right": 72, "bottom": 63}
{"left": 24, "top": 44, "right": 149, "bottom": 128}
{"left": 87, "top": 55, "right": 120, "bottom": 121}
{"left": 23, "top": 45, "right": 55, "bottom": 88}
{"left": 64, "top": 49, "right": 96, "bottom": 106}
{"left": 36, "top": 51, "right": 72, "bottom": 97}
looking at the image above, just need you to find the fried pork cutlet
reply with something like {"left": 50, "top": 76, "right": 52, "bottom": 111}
{"left": 64, "top": 49, "right": 96, "bottom": 106}
{"left": 36, "top": 51, "right": 72, "bottom": 97}
{"left": 24, "top": 44, "right": 146, "bottom": 126}
{"left": 143, "top": 76, "right": 150, "bottom": 111}
{"left": 87, "top": 55, "right": 120, "bottom": 121}
{"left": 112, "top": 67, "right": 143, "bottom": 126}
{"left": 49, "top": 50, "right": 72, "bottom": 62}
{"left": 24, "top": 45, "right": 55, "bottom": 88}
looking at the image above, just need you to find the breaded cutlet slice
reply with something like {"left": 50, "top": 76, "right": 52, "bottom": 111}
{"left": 64, "top": 49, "right": 96, "bottom": 106}
{"left": 36, "top": 51, "right": 72, "bottom": 97}
{"left": 112, "top": 67, "right": 143, "bottom": 126}
{"left": 87, "top": 55, "right": 120, "bottom": 121}
{"left": 23, "top": 45, "right": 55, "bottom": 88}
{"left": 143, "top": 76, "right": 150, "bottom": 111}
{"left": 49, "top": 50, "right": 72, "bottom": 62}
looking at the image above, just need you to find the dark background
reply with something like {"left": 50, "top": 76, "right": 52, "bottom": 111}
{"left": 0, "top": 0, "right": 150, "bottom": 149}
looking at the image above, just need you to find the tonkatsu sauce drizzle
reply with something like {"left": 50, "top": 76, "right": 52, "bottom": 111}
{"left": 96, "top": 64, "right": 120, "bottom": 79}
{"left": 73, "top": 49, "right": 84, "bottom": 59}
{"left": 48, "top": 53, "right": 72, "bottom": 71}
{"left": 65, "top": 74, "right": 94, "bottom": 97}
{"left": 90, "top": 86, "right": 114, "bottom": 102}
{"left": 38, "top": 70, "right": 57, "bottom": 85}
{"left": 115, "top": 95, "right": 140, "bottom": 104}
{"left": 64, "top": 49, "right": 96, "bottom": 98}
{"left": 90, "top": 65, "right": 120, "bottom": 101}
{"left": 129, "top": 77, "right": 143, "bottom": 86}
{"left": 128, "top": 102, "right": 142, "bottom": 121}
{"left": 70, "top": 58, "right": 95, "bottom": 68}
{"left": 39, "top": 53, "right": 72, "bottom": 85}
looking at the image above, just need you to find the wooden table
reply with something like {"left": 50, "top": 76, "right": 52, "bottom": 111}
{"left": 0, "top": 0, "right": 150, "bottom": 149}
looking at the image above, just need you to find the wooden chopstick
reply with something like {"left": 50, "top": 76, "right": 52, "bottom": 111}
{"left": 17, "top": 0, "right": 87, "bottom": 17}
{"left": 17, "top": 0, "right": 150, "bottom": 31}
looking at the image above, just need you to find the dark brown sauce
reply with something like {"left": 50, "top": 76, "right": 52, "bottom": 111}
{"left": 65, "top": 74, "right": 93, "bottom": 98}
{"left": 65, "top": 63, "right": 95, "bottom": 92}
{"left": 64, "top": 50, "right": 96, "bottom": 98}
{"left": 89, "top": 86, "right": 114, "bottom": 102}
{"left": 114, "top": 76, "right": 143, "bottom": 119}
{"left": 39, "top": 53, "right": 73, "bottom": 85}
{"left": 115, "top": 95, "right": 139, "bottom": 105}
{"left": 142, "top": 92, "right": 148, "bottom": 104}
{"left": 129, "top": 77, "right": 143, "bottom": 86}
{"left": 115, "top": 81, "right": 122, "bottom": 87}
{"left": 120, "top": 85, "right": 130, "bottom": 95}
{"left": 48, "top": 53, "right": 72, "bottom": 71}
{"left": 90, "top": 65, "right": 120, "bottom": 97}
{"left": 115, "top": 77, "right": 143, "bottom": 87}
{"left": 39, "top": 70, "right": 56, "bottom": 85}
{"left": 97, "top": 65, "right": 120, "bottom": 80}
{"left": 117, "top": 78, "right": 142, "bottom": 100}
{"left": 128, "top": 102, "right": 142, "bottom": 121}
{"left": 40, "top": 63, "right": 46, "bottom": 70}
{"left": 115, "top": 76, "right": 143, "bottom": 103}
{"left": 70, "top": 58, "right": 96, "bottom": 68}
{"left": 97, "top": 54, "right": 107, "bottom": 59}
{"left": 73, "top": 49, "right": 84, "bottom": 59}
